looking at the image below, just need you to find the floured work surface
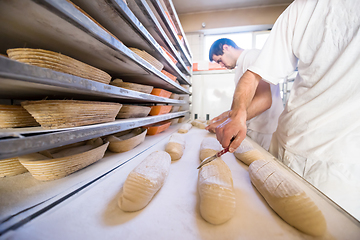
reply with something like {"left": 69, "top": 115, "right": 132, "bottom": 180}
{"left": 5, "top": 128, "right": 360, "bottom": 240}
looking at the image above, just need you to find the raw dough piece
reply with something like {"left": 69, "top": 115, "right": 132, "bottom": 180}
{"left": 191, "top": 119, "right": 207, "bottom": 129}
{"left": 178, "top": 123, "right": 192, "bottom": 133}
{"left": 198, "top": 158, "right": 236, "bottom": 224}
{"left": 249, "top": 159, "right": 327, "bottom": 236}
{"left": 199, "top": 137, "right": 222, "bottom": 161}
{"left": 234, "top": 139, "right": 264, "bottom": 165}
{"left": 118, "top": 151, "right": 171, "bottom": 212}
{"left": 165, "top": 133, "right": 185, "bottom": 161}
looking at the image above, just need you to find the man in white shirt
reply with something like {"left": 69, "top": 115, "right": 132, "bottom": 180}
{"left": 207, "top": 38, "right": 283, "bottom": 150}
{"left": 209, "top": 0, "right": 360, "bottom": 219}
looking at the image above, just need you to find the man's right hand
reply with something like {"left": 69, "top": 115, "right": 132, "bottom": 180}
{"left": 214, "top": 110, "right": 247, "bottom": 153}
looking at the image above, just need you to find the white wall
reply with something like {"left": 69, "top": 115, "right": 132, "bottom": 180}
{"left": 191, "top": 72, "right": 235, "bottom": 120}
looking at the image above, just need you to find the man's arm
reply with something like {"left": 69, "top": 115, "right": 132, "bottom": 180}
{"left": 208, "top": 70, "right": 261, "bottom": 152}
{"left": 246, "top": 80, "right": 272, "bottom": 120}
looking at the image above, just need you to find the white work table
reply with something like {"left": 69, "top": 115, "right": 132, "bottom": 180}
{"left": 2, "top": 127, "right": 360, "bottom": 240}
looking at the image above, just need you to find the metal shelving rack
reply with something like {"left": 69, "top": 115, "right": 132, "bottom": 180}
{"left": 0, "top": 0, "right": 193, "bottom": 235}
{"left": 127, "top": 0, "right": 192, "bottom": 76}
{"left": 147, "top": 0, "right": 193, "bottom": 67}
{"left": 0, "top": 0, "right": 189, "bottom": 94}
{"left": 71, "top": 0, "right": 191, "bottom": 85}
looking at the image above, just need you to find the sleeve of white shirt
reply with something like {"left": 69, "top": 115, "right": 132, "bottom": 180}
{"left": 248, "top": 0, "right": 306, "bottom": 85}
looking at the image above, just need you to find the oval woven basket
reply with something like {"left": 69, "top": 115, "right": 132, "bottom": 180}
{"left": 21, "top": 100, "right": 122, "bottom": 129}
{"left": 116, "top": 105, "right": 151, "bottom": 119}
{"left": 19, "top": 140, "right": 109, "bottom": 181}
{"left": 107, "top": 128, "right": 147, "bottom": 153}
{"left": 0, "top": 104, "right": 39, "bottom": 128}
{"left": 7, "top": 48, "right": 111, "bottom": 84}
{"left": 0, "top": 157, "right": 28, "bottom": 178}
{"left": 110, "top": 79, "right": 153, "bottom": 94}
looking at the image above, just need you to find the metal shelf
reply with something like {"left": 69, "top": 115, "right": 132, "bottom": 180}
{"left": 0, "top": 111, "right": 188, "bottom": 160}
{"left": 164, "top": 0, "right": 193, "bottom": 59}
{"left": 128, "top": 0, "right": 192, "bottom": 72}
{"left": 0, "top": 0, "right": 189, "bottom": 94}
{"left": 0, "top": 123, "right": 186, "bottom": 235}
{"left": 127, "top": 0, "right": 191, "bottom": 75}
{"left": 0, "top": 56, "right": 187, "bottom": 104}
{"left": 71, "top": 0, "right": 191, "bottom": 85}
{"left": 147, "top": 0, "right": 192, "bottom": 67}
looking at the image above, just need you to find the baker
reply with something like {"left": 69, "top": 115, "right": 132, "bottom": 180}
{"left": 207, "top": 38, "right": 283, "bottom": 150}
{"left": 207, "top": 0, "right": 360, "bottom": 219}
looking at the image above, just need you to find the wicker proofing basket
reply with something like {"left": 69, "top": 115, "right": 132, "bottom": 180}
{"left": 0, "top": 157, "right": 28, "bottom": 177}
{"left": 0, "top": 105, "right": 39, "bottom": 128}
{"left": 107, "top": 128, "right": 147, "bottom": 153}
{"left": 129, "top": 47, "right": 164, "bottom": 71}
{"left": 19, "top": 141, "right": 109, "bottom": 181}
{"left": 110, "top": 79, "right": 154, "bottom": 94}
{"left": 7, "top": 48, "right": 112, "bottom": 84}
{"left": 21, "top": 100, "right": 122, "bottom": 129}
{"left": 116, "top": 105, "right": 151, "bottom": 119}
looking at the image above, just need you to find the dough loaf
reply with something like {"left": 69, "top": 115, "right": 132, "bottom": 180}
{"left": 118, "top": 151, "right": 171, "bottom": 212}
{"left": 249, "top": 159, "right": 327, "bottom": 236}
{"left": 234, "top": 139, "right": 264, "bottom": 165}
{"left": 199, "top": 137, "right": 221, "bottom": 161}
{"left": 198, "top": 158, "right": 236, "bottom": 224}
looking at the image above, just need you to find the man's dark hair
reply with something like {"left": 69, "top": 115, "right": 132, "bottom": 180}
{"left": 209, "top": 38, "right": 240, "bottom": 61}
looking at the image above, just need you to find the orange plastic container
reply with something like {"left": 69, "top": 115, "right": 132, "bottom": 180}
{"left": 161, "top": 70, "right": 177, "bottom": 82}
{"left": 151, "top": 88, "right": 172, "bottom": 98}
{"left": 149, "top": 105, "right": 172, "bottom": 116}
{"left": 145, "top": 120, "right": 171, "bottom": 135}
{"left": 160, "top": 46, "right": 178, "bottom": 65}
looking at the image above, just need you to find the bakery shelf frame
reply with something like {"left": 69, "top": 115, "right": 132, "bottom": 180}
{"left": 163, "top": 0, "right": 193, "bottom": 61}
{"left": 0, "top": 56, "right": 187, "bottom": 104}
{"left": 128, "top": 0, "right": 192, "bottom": 70}
{"left": 0, "top": 111, "right": 189, "bottom": 160}
{"left": 0, "top": 0, "right": 189, "bottom": 94}
{"left": 127, "top": 0, "right": 192, "bottom": 76}
{"left": 71, "top": 0, "right": 191, "bottom": 85}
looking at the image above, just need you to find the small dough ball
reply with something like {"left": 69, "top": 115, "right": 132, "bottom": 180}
{"left": 178, "top": 123, "right": 192, "bottom": 133}
{"left": 191, "top": 119, "right": 207, "bottom": 129}
{"left": 165, "top": 133, "right": 185, "bottom": 161}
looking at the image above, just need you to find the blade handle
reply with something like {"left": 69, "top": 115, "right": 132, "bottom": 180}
{"left": 216, "top": 147, "right": 229, "bottom": 157}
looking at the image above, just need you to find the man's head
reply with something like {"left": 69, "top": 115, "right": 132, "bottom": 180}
{"left": 209, "top": 38, "right": 242, "bottom": 69}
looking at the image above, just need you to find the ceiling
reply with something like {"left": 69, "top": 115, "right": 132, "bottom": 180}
{"left": 172, "top": 0, "right": 293, "bottom": 15}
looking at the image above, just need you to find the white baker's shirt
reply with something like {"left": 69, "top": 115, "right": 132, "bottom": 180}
{"left": 248, "top": 0, "right": 360, "bottom": 219}
{"left": 234, "top": 49, "right": 283, "bottom": 135}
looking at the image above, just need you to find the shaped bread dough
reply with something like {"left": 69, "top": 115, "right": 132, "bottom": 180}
{"left": 118, "top": 151, "right": 171, "bottom": 212}
{"left": 191, "top": 119, "right": 207, "bottom": 129}
{"left": 178, "top": 123, "right": 192, "bottom": 133}
{"left": 200, "top": 137, "right": 222, "bottom": 161}
{"left": 165, "top": 133, "right": 185, "bottom": 161}
{"left": 249, "top": 159, "right": 327, "bottom": 236}
{"left": 198, "top": 158, "right": 236, "bottom": 225}
{"left": 234, "top": 139, "right": 264, "bottom": 165}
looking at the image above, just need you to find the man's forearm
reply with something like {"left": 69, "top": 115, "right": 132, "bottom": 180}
{"left": 231, "top": 70, "right": 262, "bottom": 119}
{"left": 246, "top": 80, "right": 272, "bottom": 120}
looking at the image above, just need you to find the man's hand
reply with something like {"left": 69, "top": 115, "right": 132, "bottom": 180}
{"left": 214, "top": 110, "right": 247, "bottom": 153}
{"left": 205, "top": 110, "right": 230, "bottom": 133}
